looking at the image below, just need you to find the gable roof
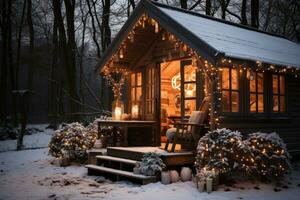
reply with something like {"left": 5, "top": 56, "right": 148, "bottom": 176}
{"left": 97, "top": 0, "right": 300, "bottom": 72}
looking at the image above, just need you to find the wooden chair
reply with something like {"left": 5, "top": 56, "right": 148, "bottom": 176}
{"left": 164, "top": 96, "right": 211, "bottom": 152}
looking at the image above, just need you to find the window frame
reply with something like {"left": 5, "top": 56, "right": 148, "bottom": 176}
{"left": 271, "top": 73, "right": 287, "bottom": 114}
{"left": 248, "top": 71, "right": 265, "bottom": 114}
{"left": 129, "top": 71, "right": 143, "bottom": 111}
{"left": 220, "top": 67, "right": 241, "bottom": 114}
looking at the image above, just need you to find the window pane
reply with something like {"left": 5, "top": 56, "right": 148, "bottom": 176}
{"left": 184, "top": 99, "right": 196, "bottom": 116}
{"left": 273, "top": 96, "right": 279, "bottom": 112}
{"left": 280, "top": 96, "right": 285, "bottom": 112}
{"left": 131, "top": 73, "right": 135, "bottom": 86}
{"left": 250, "top": 94, "right": 256, "bottom": 112}
{"left": 184, "top": 65, "right": 196, "bottom": 82}
{"left": 280, "top": 76, "right": 285, "bottom": 94}
{"left": 222, "top": 68, "right": 229, "bottom": 89}
{"left": 250, "top": 75, "right": 256, "bottom": 93}
{"left": 184, "top": 83, "right": 196, "bottom": 98}
{"left": 136, "top": 87, "right": 142, "bottom": 101}
{"left": 137, "top": 72, "right": 142, "bottom": 86}
{"left": 231, "top": 69, "right": 238, "bottom": 90}
{"left": 258, "top": 94, "right": 264, "bottom": 113}
{"left": 272, "top": 75, "right": 278, "bottom": 94}
{"left": 257, "top": 73, "right": 264, "bottom": 93}
{"left": 232, "top": 91, "right": 239, "bottom": 112}
{"left": 222, "top": 91, "right": 230, "bottom": 112}
{"left": 131, "top": 88, "right": 135, "bottom": 102}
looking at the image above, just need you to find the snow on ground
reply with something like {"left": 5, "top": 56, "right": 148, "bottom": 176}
{"left": 1, "top": 127, "right": 300, "bottom": 200}
{"left": 0, "top": 124, "right": 54, "bottom": 152}
{"left": 1, "top": 147, "right": 300, "bottom": 200}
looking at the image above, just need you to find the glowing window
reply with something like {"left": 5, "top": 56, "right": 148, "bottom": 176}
{"left": 221, "top": 67, "right": 239, "bottom": 113}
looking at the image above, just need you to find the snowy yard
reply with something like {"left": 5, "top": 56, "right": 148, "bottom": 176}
{"left": 1, "top": 126, "right": 300, "bottom": 200}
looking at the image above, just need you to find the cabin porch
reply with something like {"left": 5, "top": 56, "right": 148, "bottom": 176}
{"left": 86, "top": 146, "right": 195, "bottom": 185}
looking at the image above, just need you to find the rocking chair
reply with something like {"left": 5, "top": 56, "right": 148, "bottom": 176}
{"left": 164, "top": 96, "right": 211, "bottom": 152}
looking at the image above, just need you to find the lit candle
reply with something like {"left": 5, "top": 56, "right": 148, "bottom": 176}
{"left": 131, "top": 104, "right": 139, "bottom": 119}
{"left": 115, "top": 107, "right": 122, "bottom": 120}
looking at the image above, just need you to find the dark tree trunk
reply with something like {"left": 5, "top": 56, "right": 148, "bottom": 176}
{"left": 49, "top": 4, "right": 59, "bottom": 128}
{"left": 27, "top": 0, "right": 35, "bottom": 90}
{"left": 241, "top": 0, "right": 247, "bottom": 25}
{"left": 7, "top": 0, "right": 17, "bottom": 126}
{"left": 63, "top": 0, "right": 80, "bottom": 120}
{"left": 87, "top": 0, "right": 101, "bottom": 58}
{"left": 101, "top": 0, "right": 113, "bottom": 110}
{"left": 16, "top": 0, "right": 27, "bottom": 90}
{"left": 53, "top": 0, "right": 80, "bottom": 121}
{"left": 129, "top": 0, "right": 135, "bottom": 9}
{"left": 101, "top": 0, "right": 111, "bottom": 51}
{"left": 251, "top": 0, "right": 259, "bottom": 28}
{"left": 180, "top": 0, "right": 187, "bottom": 9}
{"left": 219, "top": 0, "right": 231, "bottom": 20}
{"left": 0, "top": 0, "right": 8, "bottom": 122}
{"left": 206, "top": 0, "right": 211, "bottom": 15}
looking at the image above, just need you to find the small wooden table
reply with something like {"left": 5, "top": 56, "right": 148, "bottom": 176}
{"left": 97, "top": 120, "right": 156, "bottom": 146}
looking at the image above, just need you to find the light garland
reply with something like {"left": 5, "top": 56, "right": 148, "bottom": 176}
{"left": 100, "top": 13, "right": 300, "bottom": 129}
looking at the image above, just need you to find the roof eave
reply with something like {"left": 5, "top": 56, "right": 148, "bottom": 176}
{"left": 96, "top": 0, "right": 148, "bottom": 74}
{"left": 96, "top": 0, "right": 220, "bottom": 74}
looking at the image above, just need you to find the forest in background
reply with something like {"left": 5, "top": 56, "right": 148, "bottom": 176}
{"left": 0, "top": 0, "right": 299, "bottom": 127}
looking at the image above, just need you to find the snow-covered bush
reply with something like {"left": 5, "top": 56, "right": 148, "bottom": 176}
{"left": 138, "top": 153, "right": 166, "bottom": 176}
{"left": 195, "top": 128, "right": 244, "bottom": 174}
{"left": 48, "top": 122, "right": 97, "bottom": 162}
{"left": 246, "top": 132, "right": 291, "bottom": 179}
{"left": 195, "top": 128, "right": 291, "bottom": 181}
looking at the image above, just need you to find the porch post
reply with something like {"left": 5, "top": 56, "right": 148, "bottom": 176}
{"left": 209, "top": 77, "right": 218, "bottom": 130}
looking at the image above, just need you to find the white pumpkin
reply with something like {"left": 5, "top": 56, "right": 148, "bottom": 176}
{"left": 180, "top": 167, "right": 192, "bottom": 182}
{"left": 170, "top": 170, "right": 180, "bottom": 183}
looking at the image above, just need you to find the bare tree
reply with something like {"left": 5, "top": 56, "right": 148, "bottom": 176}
{"left": 251, "top": 0, "right": 259, "bottom": 28}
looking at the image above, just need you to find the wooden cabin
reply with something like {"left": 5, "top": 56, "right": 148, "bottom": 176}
{"left": 96, "top": 0, "right": 300, "bottom": 154}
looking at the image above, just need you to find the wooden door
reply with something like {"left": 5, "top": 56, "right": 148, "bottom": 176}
{"left": 180, "top": 60, "right": 197, "bottom": 117}
{"left": 145, "top": 64, "right": 156, "bottom": 120}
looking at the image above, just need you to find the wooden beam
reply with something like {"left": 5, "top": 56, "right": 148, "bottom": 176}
{"left": 130, "top": 33, "right": 162, "bottom": 68}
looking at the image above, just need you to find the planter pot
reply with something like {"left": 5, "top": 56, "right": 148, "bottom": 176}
{"left": 94, "top": 139, "right": 102, "bottom": 149}
{"left": 206, "top": 178, "right": 213, "bottom": 193}
{"left": 197, "top": 181, "right": 205, "bottom": 192}
{"left": 161, "top": 171, "right": 171, "bottom": 185}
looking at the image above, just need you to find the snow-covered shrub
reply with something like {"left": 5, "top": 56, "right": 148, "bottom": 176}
{"left": 48, "top": 122, "right": 97, "bottom": 162}
{"left": 138, "top": 153, "right": 166, "bottom": 176}
{"left": 246, "top": 132, "right": 291, "bottom": 179}
{"left": 195, "top": 128, "right": 244, "bottom": 174}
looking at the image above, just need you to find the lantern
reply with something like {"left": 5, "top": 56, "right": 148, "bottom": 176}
{"left": 112, "top": 99, "right": 124, "bottom": 120}
{"left": 131, "top": 104, "right": 139, "bottom": 119}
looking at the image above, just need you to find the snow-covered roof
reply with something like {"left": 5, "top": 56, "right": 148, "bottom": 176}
{"left": 97, "top": 0, "right": 300, "bottom": 72}
{"left": 157, "top": 6, "right": 300, "bottom": 68}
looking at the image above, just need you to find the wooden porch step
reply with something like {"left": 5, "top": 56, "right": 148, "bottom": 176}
{"left": 96, "top": 155, "right": 138, "bottom": 165}
{"left": 85, "top": 164, "right": 157, "bottom": 185}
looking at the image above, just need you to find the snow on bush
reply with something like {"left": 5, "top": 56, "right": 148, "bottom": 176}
{"left": 195, "top": 128, "right": 291, "bottom": 181}
{"left": 138, "top": 152, "right": 166, "bottom": 176}
{"left": 195, "top": 128, "right": 244, "bottom": 174}
{"left": 246, "top": 132, "right": 291, "bottom": 179}
{"left": 48, "top": 122, "right": 97, "bottom": 162}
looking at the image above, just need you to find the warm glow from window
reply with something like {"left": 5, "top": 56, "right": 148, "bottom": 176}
{"left": 249, "top": 71, "right": 264, "bottom": 113}
{"left": 221, "top": 67, "right": 239, "bottom": 113}
{"left": 130, "top": 72, "right": 142, "bottom": 113}
{"left": 272, "top": 74, "right": 285, "bottom": 113}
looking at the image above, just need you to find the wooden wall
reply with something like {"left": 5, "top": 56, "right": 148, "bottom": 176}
{"left": 219, "top": 74, "right": 300, "bottom": 154}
